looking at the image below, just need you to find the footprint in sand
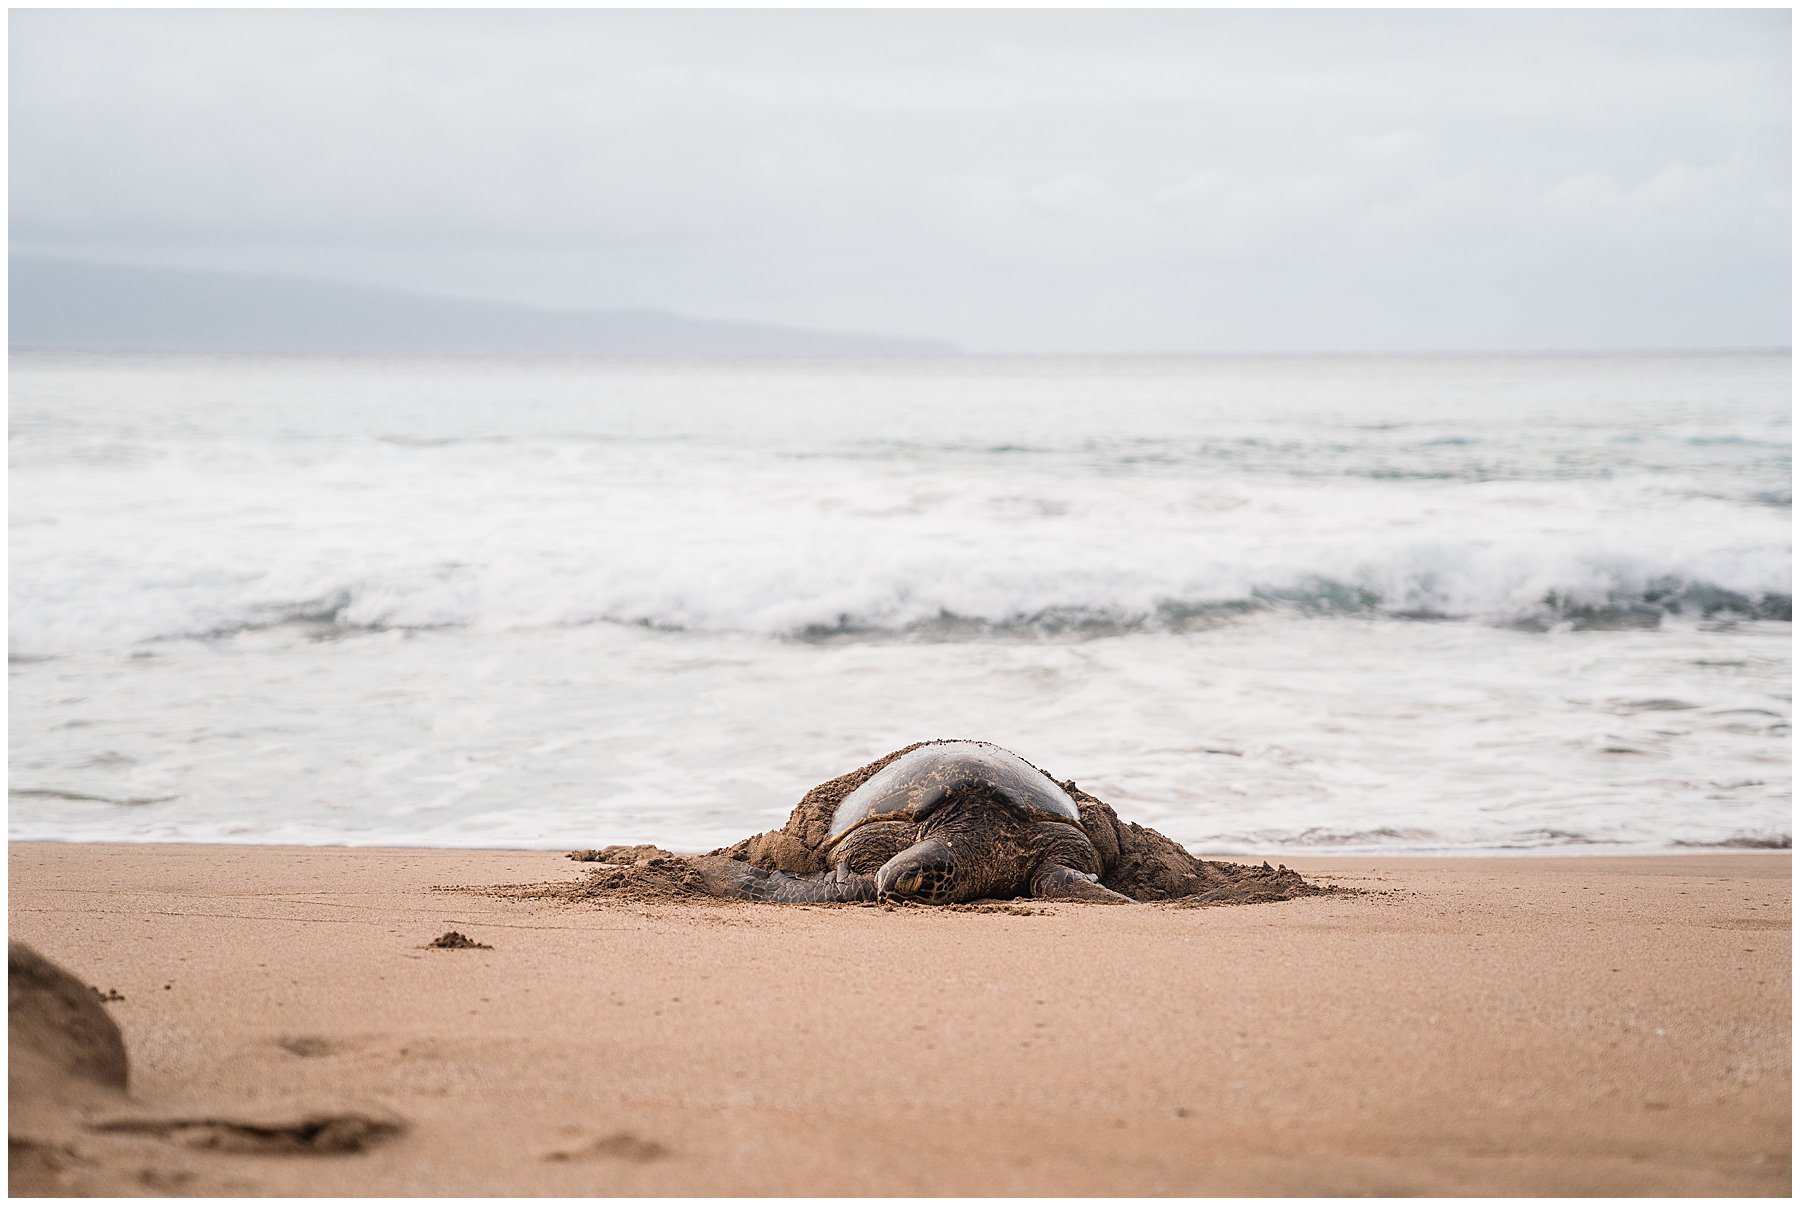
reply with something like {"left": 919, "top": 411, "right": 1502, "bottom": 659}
{"left": 10, "top": 940, "right": 406, "bottom": 1176}
{"left": 90, "top": 1111, "right": 405, "bottom": 1155}
{"left": 544, "top": 1132, "right": 670, "bottom": 1163}
{"left": 274, "top": 1035, "right": 344, "bottom": 1058}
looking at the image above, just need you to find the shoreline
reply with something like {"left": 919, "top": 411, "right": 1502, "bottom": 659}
{"left": 10, "top": 843, "right": 1790, "bottom": 1196}
{"left": 9, "top": 834, "right": 1792, "bottom": 857}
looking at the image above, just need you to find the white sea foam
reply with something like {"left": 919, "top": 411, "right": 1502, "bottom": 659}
{"left": 13, "top": 511, "right": 1788, "bottom": 654}
{"left": 9, "top": 352, "right": 1791, "bottom": 852}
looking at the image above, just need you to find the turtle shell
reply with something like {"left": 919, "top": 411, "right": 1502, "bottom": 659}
{"left": 825, "top": 741, "right": 1080, "bottom": 848}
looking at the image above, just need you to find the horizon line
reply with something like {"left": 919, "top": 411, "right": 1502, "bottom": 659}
{"left": 9, "top": 253, "right": 1790, "bottom": 361}
{"left": 10, "top": 344, "right": 1790, "bottom": 361}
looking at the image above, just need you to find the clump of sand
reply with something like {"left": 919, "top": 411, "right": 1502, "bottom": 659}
{"left": 426, "top": 931, "right": 492, "bottom": 950}
{"left": 555, "top": 741, "right": 1322, "bottom": 906}
{"left": 553, "top": 846, "right": 717, "bottom": 903}
{"left": 9, "top": 941, "right": 137, "bottom": 1193}
{"left": 10, "top": 940, "right": 130, "bottom": 1096}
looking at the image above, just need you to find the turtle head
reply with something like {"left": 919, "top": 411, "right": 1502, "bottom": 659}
{"left": 876, "top": 838, "right": 958, "bottom": 905}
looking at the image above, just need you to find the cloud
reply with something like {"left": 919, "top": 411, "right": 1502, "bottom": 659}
{"left": 10, "top": 9, "right": 1789, "bottom": 351}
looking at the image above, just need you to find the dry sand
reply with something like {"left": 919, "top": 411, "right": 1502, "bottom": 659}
{"left": 8, "top": 842, "right": 1790, "bottom": 1196}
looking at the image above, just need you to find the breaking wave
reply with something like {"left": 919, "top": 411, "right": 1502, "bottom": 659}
{"left": 11, "top": 544, "right": 1790, "bottom": 657}
{"left": 10, "top": 349, "right": 1790, "bottom": 658}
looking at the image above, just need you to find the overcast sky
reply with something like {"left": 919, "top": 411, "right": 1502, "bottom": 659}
{"left": 11, "top": 9, "right": 1791, "bottom": 353}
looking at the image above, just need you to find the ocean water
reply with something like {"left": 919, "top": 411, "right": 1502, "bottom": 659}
{"left": 9, "top": 351, "right": 1791, "bottom": 854}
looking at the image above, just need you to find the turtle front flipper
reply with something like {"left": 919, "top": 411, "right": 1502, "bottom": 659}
{"left": 1030, "top": 862, "right": 1133, "bottom": 904}
{"left": 874, "top": 838, "right": 959, "bottom": 904}
{"left": 696, "top": 857, "right": 877, "bottom": 904}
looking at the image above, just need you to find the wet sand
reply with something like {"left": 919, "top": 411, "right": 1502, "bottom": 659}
{"left": 8, "top": 843, "right": 1790, "bottom": 1196}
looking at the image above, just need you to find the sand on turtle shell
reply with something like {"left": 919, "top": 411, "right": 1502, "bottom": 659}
{"left": 547, "top": 741, "right": 1323, "bottom": 906}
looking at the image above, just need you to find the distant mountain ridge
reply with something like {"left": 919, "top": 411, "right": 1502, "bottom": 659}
{"left": 8, "top": 256, "right": 960, "bottom": 357}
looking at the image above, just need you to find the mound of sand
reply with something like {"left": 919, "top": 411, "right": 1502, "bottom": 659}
{"left": 9, "top": 941, "right": 130, "bottom": 1096}
{"left": 9, "top": 941, "right": 135, "bottom": 1192}
{"left": 560, "top": 741, "right": 1321, "bottom": 906}
{"left": 9, "top": 941, "right": 408, "bottom": 1194}
{"left": 553, "top": 846, "right": 717, "bottom": 903}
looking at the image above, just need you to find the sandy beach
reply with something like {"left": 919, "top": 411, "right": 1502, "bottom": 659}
{"left": 8, "top": 843, "right": 1789, "bottom": 1196}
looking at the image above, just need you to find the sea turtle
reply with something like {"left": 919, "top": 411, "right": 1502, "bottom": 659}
{"left": 698, "top": 740, "right": 1132, "bottom": 905}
